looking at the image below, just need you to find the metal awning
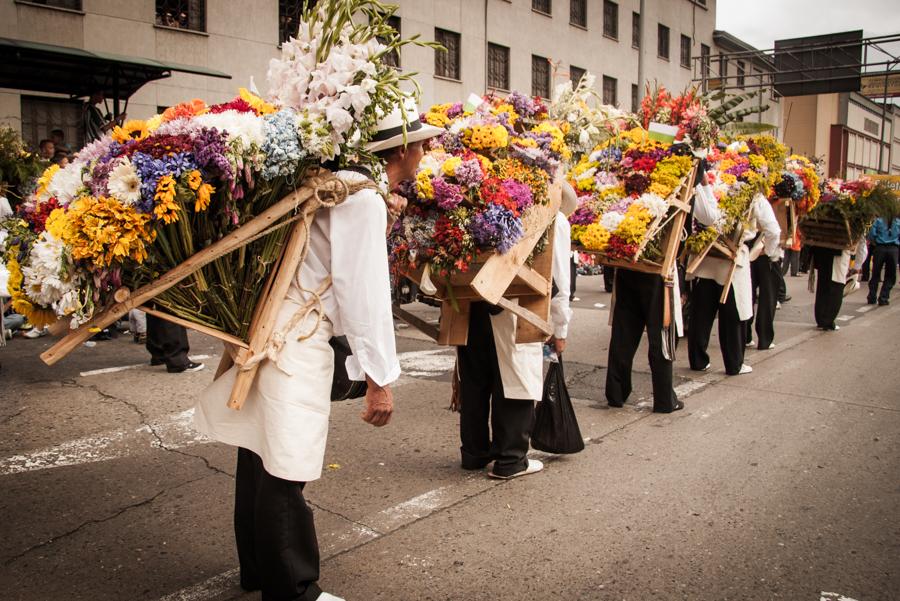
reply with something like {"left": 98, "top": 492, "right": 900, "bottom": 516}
{"left": 0, "top": 37, "right": 231, "bottom": 101}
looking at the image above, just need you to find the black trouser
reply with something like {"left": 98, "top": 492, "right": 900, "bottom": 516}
{"left": 145, "top": 313, "right": 190, "bottom": 369}
{"left": 457, "top": 302, "right": 534, "bottom": 477}
{"left": 743, "top": 255, "right": 778, "bottom": 349}
{"left": 688, "top": 277, "right": 744, "bottom": 375}
{"left": 603, "top": 266, "right": 615, "bottom": 292}
{"left": 782, "top": 248, "right": 800, "bottom": 277}
{"left": 861, "top": 242, "right": 873, "bottom": 281}
{"left": 867, "top": 244, "right": 899, "bottom": 302}
{"left": 605, "top": 269, "right": 677, "bottom": 411}
{"left": 569, "top": 256, "right": 577, "bottom": 301}
{"left": 812, "top": 246, "right": 844, "bottom": 330}
{"left": 799, "top": 245, "right": 813, "bottom": 273}
{"left": 235, "top": 448, "right": 322, "bottom": 601}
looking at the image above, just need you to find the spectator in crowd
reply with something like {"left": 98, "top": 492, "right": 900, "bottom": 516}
{"left": 51, "top": 151, "right": 70, "bottom": 167}
{"left": 866, "top": 212, "right": 900, "bottom": 306}
{"left": 83, "top": 91, "right": 113, "bottom": 142}
{"left": 49, "top": 129, "right": 72, "bottom": 154}
{"left": 146, "top": 314, "right": 204, "bottom": 373}
{"left": 38, "top": 139, "right": 54, "bottom": 160}
{"left": 782, "top": 230, "right": 801, "bottom": 277}
{"left": 129, "top": 309, "right": 147, "bottom": 344}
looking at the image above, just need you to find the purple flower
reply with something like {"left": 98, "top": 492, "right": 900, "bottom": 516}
{"left": 569, "top": 204, "right": 596, "bottom": 226}
{"left": 432, "top": 176, "right": 464, "bottom": 210}
{"left": 193, "top": 127, "right": 233, "bottom": 181}
{"left": 471, "top": 204, "right": 524, "bottom": 253}
{"left": 446, "top": 103, "right": 464, "bottom": 119}
{"left": 454, "top": 159, "right": 484, "bottom": 188}
{"left": 437, "top": 131, "right": 464, "bottom": 154}
{"left": 132, "top": 151, "right": 199, "bottom": 212}
{"left": 397, "top": 179, "right": 419, "bottom": 203}
{"left": 508, "top": 92, "right": 538, "bottom": 118}
{"left": 501, "top": 179, "right": 533, "bottom": 212}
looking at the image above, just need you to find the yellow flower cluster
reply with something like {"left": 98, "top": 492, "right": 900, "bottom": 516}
{"left": 50, "top": 197, "right": 156, "bottom": 267}
{"left": 532, "top": 122, "right": 572, "bottom": 161}
{"left": 581, "top": 223, "right": 610, "bottom": 251}
{"left": 35, "top": 164, "right": 60, "bottom": 198}
{"left": 491, "top": 158, "right": 548, "bottom": 203}
{"left": 491, "top": 103, "right": 519, "bottom": 126}
{"left": 239, "top": 87, "right": 277, "bottom": 115}
{"left": 616, "top": 204, "right": 653, "bottom": 244}
{"left": 649, "top": 155, "right": 693, "bottom": 199}
{"left": 465, "top": 125, "right": 509, "bottom": 150}
{"left": 185, "top": 169, "right": 214, "bottom": 212}
{"left": 570, "top": 224, "right": 588, "bottom": 245}
{"left": 424, "top": 103, "right": 456, "bottom": 128}
{"left": 441, "top": 156, "right": 462, "bottom": 177}
{"left": 416, "top": 168, "right": 435, "bottom": 199}
{"left": 154, "top": 175, "right": 180, "bottom": 224}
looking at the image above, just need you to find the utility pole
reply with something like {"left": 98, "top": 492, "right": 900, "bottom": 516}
{"left": 637, "top": 0, "right": 645, "bottom": 98}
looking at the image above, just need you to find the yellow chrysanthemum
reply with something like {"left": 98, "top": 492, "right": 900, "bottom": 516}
{"left": 111, "top": 120, "right": 150, "bottom": 144}
{"left": 581, "top": 223, "right": 611, "bottom": 251}
{"left": 195, "top": 182, "right": 214, "bottom": 212}
{"left": 465, "top": 125, "right": 509, "bottom": 150}
{"left": 721, "top": 173, "right": 737, "bottom": 186}
{"left": 35, "top": 164, "right": 60, "bottom": 198}
{"left": 154, "top": 175, "right": 179, "bottom": 224}
{"left": 239, "top": 88, "right": 277, "bottom": 115}
{"left": 442, "top": 156, "right": 462, "bottom": 177}
{"left": 570, "top": 224, "right": 588, "bottom": 245}
{"left": 146, "top": 114, "right": 164, "bottom": 132}
{"left": 416, "top": 169, "right": 435, "bottom": 200}
{"left": 58, "top": 196, "right": 155, "bottom": 267}
{"left": 424, "top": 111, "right": 451, "bottom": 128}
{"left": 491, "top": 103, "right": 519, "bottom": 126}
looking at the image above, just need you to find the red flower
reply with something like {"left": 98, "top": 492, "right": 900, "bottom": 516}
{"left": 480, "top": 177, "right": 519, "bottom": 215}
{"left": 208, "top": 98, "right": 256, "bottom": 114}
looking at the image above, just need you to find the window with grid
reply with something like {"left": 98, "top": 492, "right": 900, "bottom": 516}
{"left": 25, "top": 0, "right": 82, "bottom": 9}
{"left": 631, "top": 84, "right": 639, "bottom": 112}
{"left": 700, "top": 43, "right": 710, "bottom": 77}
{"left": 602, "top": 75, "right": 617, "bottom": 106}
{"left": 532, "top": 55, "right": 550, "bottom": 99}
{"left": 532, "top": 0, "right": 551, "bottom": 15}
{"left": 377, "top": 15, "right": 401, "bottom": 68}
{"left": 279, "top": 1, "right": 312, "bottom": 45}
{"left": 603, "top": 1, "right": 618, "bottom": 39}
{"left": 680, "top": 34, "right": 691, "bottom": 68}
{"left": 570, "top": 65, "right": 586, "bottom": 87}
{"left": 737, "top": 61, "right": 746, "bottom": 88}
{"left": 570, "top": 0, "right": 586, "bottom": 27}
{"left": 435, "top": 28, "right": 461, "bottom": 80}
{"left": 632, "top": 12, "right": 640, "bottom": 48}
{"left": 155, "top": 0, "right": 206, "bottom": 31}
{"left": 488, "top": 43, "right": 510, "bottom": 91}
{"left": 657, "top": 23, "right": 669, "bottom": 59}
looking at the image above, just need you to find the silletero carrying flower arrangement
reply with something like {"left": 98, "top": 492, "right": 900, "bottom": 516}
{"left": 390, "top": 91, "right": 568, "bottom": 283}
{"left": 566, "top": 126, "right": 696, "bottom": 268}
{"left": 799, "top": 177, "right": 898, "bottom": 249}
{"left": 2, "top": 1, "right": 426, "bottom": 341}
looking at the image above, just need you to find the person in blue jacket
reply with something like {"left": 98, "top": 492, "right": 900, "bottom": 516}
{"left": 867, "top": 214, "right": 900, "bottom": 306}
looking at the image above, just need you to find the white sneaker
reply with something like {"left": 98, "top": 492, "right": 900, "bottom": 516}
{"left": 699, "top": 363, "right": 711, "bottom": 372}
{"left": 738, "top": 364, "right": 753, "bottom": 375}
{"left": 572, "top": 297, "right": 580, "bottom": 301}
{"left": 488, "top": 458, "right": 544, "bottom": 480}
{"left": 776, "top": 301, "right": 782, "bottom": 309}
{"left": 317, "top": 593, "right": 345, "bottom": 601}
{"left": 761, "top": 343, "right": 776, "bottom": 350}
{"left": 24, "top": 327, "right": 47, "bottom": 339}
{"left": 745, "top": 340, "right": 754, "bottom": 347}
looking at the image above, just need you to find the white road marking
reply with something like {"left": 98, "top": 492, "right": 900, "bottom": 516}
{"left": 674, "top": 379, "right": 708, "bottom": 397}
{"left": 155, "top": 567, "right": 240, "bottom": 601}
{"left": 79, "top": 355, "right": 211, "bottom": 377}
{"left": 593, "top": 302, "right": 607, "bottom": 309}
{"left": 4, "top": 350, "right": 454, "bottom": 475}
{"left": 836, "top": 315, "right": 854, "bottom": 322}
{"left": 820, "top": 593, "right": 860, "bottom": 601}
{"left": 856, "top": 305, "right": 875, "bottom": 313}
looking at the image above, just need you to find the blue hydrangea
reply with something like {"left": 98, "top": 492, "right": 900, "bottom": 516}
{"left": 261, "top": 109, "right": 307, "bottom": 181}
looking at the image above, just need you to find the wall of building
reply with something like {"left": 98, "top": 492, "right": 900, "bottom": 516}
{"left": 2, "top": 0, "right": 718, "bottom": 149}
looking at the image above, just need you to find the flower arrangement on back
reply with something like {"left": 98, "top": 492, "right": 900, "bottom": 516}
{"left": 806, "top": 177, "right": 898, "bottom": 242}
{"left": 392, "top": 91, "right": 570, "bottom": 279}
{"left": 565, "top": 124, "right": 695, "bottom": 262}
{"left": 1, "top": 0, "right": 433, "bottom": 336}
{"left": 773, "top": 154, "right": 821, "bottom": 215}
{"left": 640, "top": 83, "right": 718, "bottom": 151}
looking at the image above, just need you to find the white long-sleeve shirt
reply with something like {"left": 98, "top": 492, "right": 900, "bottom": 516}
{"left": 550, "top": 212, "right": 573, "bottom": 339}
{"left": 297, "top": 170, "right": 400, "bottom": 386}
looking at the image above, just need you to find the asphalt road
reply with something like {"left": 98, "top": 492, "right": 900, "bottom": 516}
{"left": 0, "top": 273, "right": 897, "bottom": 601}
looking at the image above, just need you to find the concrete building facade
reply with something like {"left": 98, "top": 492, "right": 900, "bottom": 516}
{"left": 1, "top": 0, "right": 720, "bottom": 152}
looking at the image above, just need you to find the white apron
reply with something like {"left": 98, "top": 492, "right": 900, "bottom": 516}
{"left": 489, "top": 304, "right": 543, "bottom": 402}
{"left": 193, "top": 291, "right": 335, "bottom": 483}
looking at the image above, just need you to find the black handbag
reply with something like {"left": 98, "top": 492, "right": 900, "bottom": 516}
{"left": 531, "top": 357, "right": 585, "bottom": 454}
{"left": 329, "top": 336, "right": 368, "bottom": 401}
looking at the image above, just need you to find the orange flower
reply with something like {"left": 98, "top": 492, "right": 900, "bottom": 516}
{"left": 154, "top": 175, "right": 180, "bottom": 224}
{"left": 195, "top": 182, "right": 214, "bottom": 212}
{"left": 161, "top": 99, "right": 208, "bottom": 122}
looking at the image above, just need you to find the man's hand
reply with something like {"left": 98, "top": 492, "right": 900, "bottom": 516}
{"left": 362, "top": 378, "right": 393, "bottom": 427}
{"left": 385, "top": 192, "right": 407, "bottom": 232}
{"left": 549, "top": 336, "right": 566, "bottom": 354}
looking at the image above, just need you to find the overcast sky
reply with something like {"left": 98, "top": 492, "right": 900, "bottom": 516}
{"left": 716, "top": 0, "right": 900, "bottom": 50}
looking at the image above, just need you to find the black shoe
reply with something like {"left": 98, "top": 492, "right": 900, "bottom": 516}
{"left": 150, "top": 358, "right": 165, "bottom": 366}
{"left": 878, "top": 298, "right": 889, "bottom": 306}
{"left": 867, "top": 298, "right": 877, "bottom": 305}
{"left": 653, "top": 399, "right": 685, "bottom": 414}
{"left": 167, "top": 361, "right": 205, "bottom": 373}
{"left": 782, "top": 294, "right": 791, "bottom": 302}
{"left": 461, "top": 457, "right": 492, "bottom": 470}
{"left": 607, "top": 399, "right": 625, "bottom": 408}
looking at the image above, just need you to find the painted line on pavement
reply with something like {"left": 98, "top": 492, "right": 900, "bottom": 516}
{"left": 79, "top": 355, "right": 211, "bottom": 377}
{"left": 593, "top": 303, "right": 607, "bottom": 309}
{"left": 836, "top": 315, "right": 854, "bottom": 322}
{"left": 856, "top": 305, "right": 875, "bottom": 313}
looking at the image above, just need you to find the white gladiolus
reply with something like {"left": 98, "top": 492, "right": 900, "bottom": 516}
{"left": 195, "top": 110, "right": 266, "bottom": 148}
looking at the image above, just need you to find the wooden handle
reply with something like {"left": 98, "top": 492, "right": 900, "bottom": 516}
{"left": 662, "top": 286, "right": 671, "bottom": 329}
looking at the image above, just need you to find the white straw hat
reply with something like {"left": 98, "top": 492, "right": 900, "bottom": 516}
{"left": 560, "top": 181, "right": 579, "bottom": 217}
{"left": 366, "top": 99, "right": 443, "bottom": 152}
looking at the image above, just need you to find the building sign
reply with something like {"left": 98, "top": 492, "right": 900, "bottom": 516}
{"left": 860, "top": 73, "right": 900, "bottom": 98}
{"left": 867, "top": 174, "right": 900, "bottom": 193}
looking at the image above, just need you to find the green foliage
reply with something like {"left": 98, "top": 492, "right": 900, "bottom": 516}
{"left": 0, "top": 126, "right": 48, "bottom": 202}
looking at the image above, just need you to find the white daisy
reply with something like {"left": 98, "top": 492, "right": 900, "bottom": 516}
{"left": 107, "top": 158, "right": 142, "bottom": 206}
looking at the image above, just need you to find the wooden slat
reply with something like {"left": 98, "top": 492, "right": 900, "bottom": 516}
{"left": 40, "top": 183, "right": 321, "bottom": 366}
{"left": 495, "top": 297, "right": 553, "bottom": 338}
{"left": 437, "top": 300, "right": 470, "bottom": 346}
{"left": 392, "top": 304, "right": 440, "bottom": 341}
{"left": 515, "top": 264, "right": 550, "bottom": 296}
{"left": 138, "top": 306, "right": 250, "bottom": 349}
